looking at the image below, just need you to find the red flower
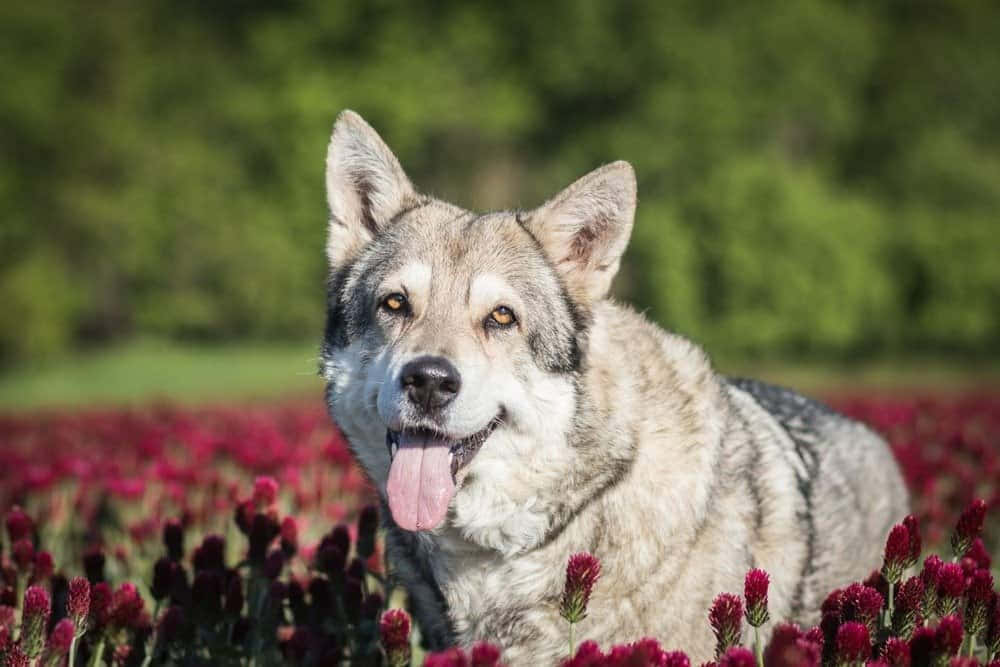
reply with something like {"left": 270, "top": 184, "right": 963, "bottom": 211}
{"left": 709, "top": 593, "right": 743, "bottom": 658}
{"left": 743, "top": 568, "right": 770, "bottom": 627}
{"left": 2, "top": 643, "right": 28, "bottom": 667}
{"left": 109, "top": 582, "right": 144, "bottom": 630}
{"left": 67, "top": 576, "right": 91, "bottom": 629}
{"left": 89, "top": 582, "right": 112, "bottom": 629}
{"left": 951, "top": 499, "right": 986, "bottom": 558}
{"left": 48, "top": 618, "right": 75, "bottom": 654}
{"left": 936, "top": 563, "right": 966, "bottom": 615}
{"left": 841, "top": 583, "right": 884, "bottom": 634}
{"left": 763, "top": 623, "right": 821, "bottom": 667}
{"left": 5, "top": 506, "right": 33, "bottom": 543}
{"left": 469, "top": 642, "right": 503, "bottom": 667}
{"left": 881, "top": 637, "right": 910, "bottom": 667}
{"left": 964, "top": 570, "right": 993, "bottom": 637}
{"left": 252, "top": 476, "right": 279, "bottom": 507}
{"left": 12, "top": 539, "right": 33, "bottom": 571}
{"left": 562, "top": 640, "right": 604, "bottom": 667}
{"left": 965, "top": 538, "right": 991, "bottom": 570}
{"left": 882, "top": 524, "right": 912, "bottom": 583}
{"left": 560, "top": 553, "right": 602, "bottom": 624}
{"left": 21, "top": 585, "right": 51, "bottom": 658}
{"left": 902, "top": 515, "right": 921, "bottom": 566}
{"left": 379, "top": 608, "right": 411, "bottom": 667}
{"left": 834, "top": 621, "right": 870, "bottom": 664}
{"left": 892, "top": 576, "right": 924, "bottom": 638}
{"left": 32, "top": 551, "right": 53, "bottom": 581}
{"left": 935, "top": 615, "right": 964, "bottom": 657}
{"left": 986, "top": 592, "right": 1000, "bottom": 659}
{"left": 718, "top": 646, "right": 755, "bottom": 667}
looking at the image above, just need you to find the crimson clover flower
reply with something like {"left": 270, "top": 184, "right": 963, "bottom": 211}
{"left": 3, "top": 643, "right": 28, "bottom": 667}
{"left": 469, "top": 641, "right": 503, "bottom": 667}
{"left": 934, "top": 614, "right": 964, "bottom": 658}
{"left": 21, "top": 585, "right": 51, "bottom": 658}
{"left": 252, "top": 476, "right": 279, "bottom": 508}
{"left": 936, "top": 563, "right": 966, "bottom": 616}
{"left": 89, "top": 582, "right": 112, "bottom": 630}
{"left": 909, "top": 626, "right": 936, "bottom": 666}
{"left": 743, "top": 568, "right": 770, "bottom": 627}
{"left": 986, "top": 592, "right": 1000, "bottom": 659}
{"left": 841, "top": 583, "right": 884, "bottom": 635}
{"left": 560, "top": 553, "right": 602, "bottom": 624}
{"left": 12, "top": 539, "right": 33, "bottom": 572}
{"left": 718, "top": 646, "right": 755, "bottom": 667}
{"left": 920, "top": 555, "right": 943, "bottom": 616}
{"left": 965, "top": 539, "right": 990, "bottom": 572}
{"left": 834, "top": 621, "right": 870, "bottom": 666}
{"left": 882, "top": 524, "right": 912, "bottom": 584}
{"left": 379, "top": 608, "right": 411, "bottom": 667}
{"left": 881, "top": 637, "right": 909, "bottom": 667}
{"left": 950, "top": 499, "right": 986, "bottom": 559}
{"left": 891, "top": 576, "right": 924, "bottom": 639}
{"left": 709, "top": 593, "right": 744, "bottom": 658}
{"left": 964, "top": 569, "right": 993, "bottom": 638}
{"left": 763, "top": 623, "right": 822, "bottom": 667}
{"left": 5, "top": 506, "right": 33, "bottom": 543}
{"left": 32, "top": 551, "right": 53, "bottom": 581}
{"left": 109, "top": 582, "right": 144, "bottom": 630}
{"left": 902, "top": 515, "right": 921, "bottom": 567}
{"left": 67, "top": 576, "right": 90, "bottom": 630}
{"left": 47, "top": 618, "right": 75, "bottom": 655}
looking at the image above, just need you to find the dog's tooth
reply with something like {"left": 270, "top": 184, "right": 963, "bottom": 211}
{"left": 391, "top": 441, "right": 398, "bottom": 459}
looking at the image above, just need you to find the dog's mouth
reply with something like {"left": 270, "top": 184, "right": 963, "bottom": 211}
{"left": 384, "top": 413, "right": 502, "bottom": 532}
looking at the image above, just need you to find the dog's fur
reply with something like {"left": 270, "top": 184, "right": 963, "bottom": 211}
{"left": 319, "top": 111, "right": 909, "bottom": 664}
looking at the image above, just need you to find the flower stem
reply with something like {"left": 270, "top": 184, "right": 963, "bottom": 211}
{"left": 568, "top": 621, "right": 576, "bottom": 658}
{"left": 968, "top": 635, "right": 976, "bottom": 658}
{"left": 86, "top": 636, "right": 106, "bottom": 667}
{"left": 887, "top": 583, "right": 895, "bottom": 629}
{"left": 69, "top": 635, "right": 78, "bottom": 667}
{"left": 754, "top": 626, "right": 763, "bottom": 667}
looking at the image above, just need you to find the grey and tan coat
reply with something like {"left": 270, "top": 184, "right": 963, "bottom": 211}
{"left": 319, "top": 111, "right": 909, "bottom": 665}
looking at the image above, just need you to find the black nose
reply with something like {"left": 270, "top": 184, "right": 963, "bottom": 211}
{"left": 400, "top": 356, "right": 461, "bottom": 411}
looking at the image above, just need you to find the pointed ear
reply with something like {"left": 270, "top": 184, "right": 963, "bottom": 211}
{"left": 325, "top": 110, "right": 418, "bottom": 268}
{"left": 525, "top": 161, "right": 637, "bottom": 302}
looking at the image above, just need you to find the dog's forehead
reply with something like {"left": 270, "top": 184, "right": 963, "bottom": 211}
{"left": 393, "top": 206, "right": 543, "bottom": 279}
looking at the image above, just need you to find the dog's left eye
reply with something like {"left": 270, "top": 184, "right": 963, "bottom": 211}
{"left": 487, "top": 306, "right": 516, "bottom": 328}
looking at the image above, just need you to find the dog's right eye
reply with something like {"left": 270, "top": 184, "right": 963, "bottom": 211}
{"left": 380, "top": 292, "right": 409, "bottom": 314}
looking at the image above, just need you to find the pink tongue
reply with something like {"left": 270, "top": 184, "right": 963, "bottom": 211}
{"left": 386, "top": 432, "right": 456, "bottom": 531}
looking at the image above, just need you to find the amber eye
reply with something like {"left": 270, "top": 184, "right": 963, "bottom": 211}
{"left": 488, "top": 306, "right": 516, "bottom": 328}
{"left": 381, "top": 292, "right": 408, "bottom": 314}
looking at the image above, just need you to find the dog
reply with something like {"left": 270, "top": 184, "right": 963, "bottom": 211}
{"left": 319, "top": 110, "right": 909, "bottom": 664}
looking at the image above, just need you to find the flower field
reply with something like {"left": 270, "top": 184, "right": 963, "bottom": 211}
{"left": 0, "top": 389, "right": 998, "bottom": 665}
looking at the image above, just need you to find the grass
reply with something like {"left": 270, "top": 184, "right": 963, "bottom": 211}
{"left": 0, "top": 340, "right": 997, "bottom": 412}
{"left": 0, "top": 339, "right": 323, "bottom": 412}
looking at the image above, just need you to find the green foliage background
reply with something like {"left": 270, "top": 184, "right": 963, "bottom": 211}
{"left": 2, "top": 0, "right": 998, "bottom": 365}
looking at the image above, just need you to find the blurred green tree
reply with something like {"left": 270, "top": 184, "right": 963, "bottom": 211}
{"left": 0, "top": 0, "right": 997, "bottom": 364}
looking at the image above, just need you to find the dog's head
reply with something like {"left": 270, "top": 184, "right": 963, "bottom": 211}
{"left": 320, "top": 111, "right": 636, "bottom": 550}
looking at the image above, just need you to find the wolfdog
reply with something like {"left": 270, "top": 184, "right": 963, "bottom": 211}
{"left": 319, "top": 110, "right": 909, "bottom": 664}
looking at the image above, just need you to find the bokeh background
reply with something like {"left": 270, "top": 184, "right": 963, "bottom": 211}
{"left": 1, "top": 0, "right": 999, "bottom": 407}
